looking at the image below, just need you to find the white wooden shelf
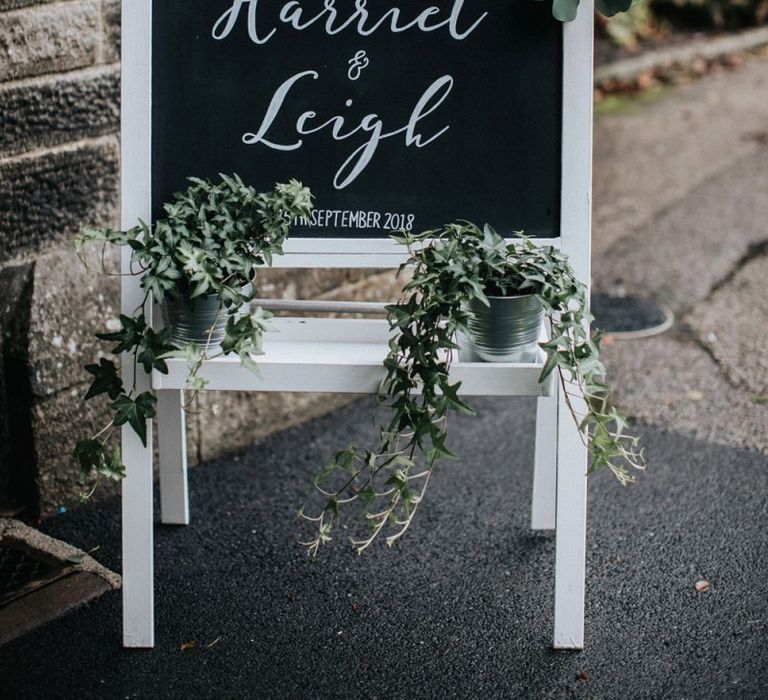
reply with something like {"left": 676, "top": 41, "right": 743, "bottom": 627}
{"left": 152, "top": 317, "right": 555, "bottom": 397}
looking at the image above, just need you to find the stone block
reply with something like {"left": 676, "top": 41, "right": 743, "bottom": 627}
{"left": 0, "top": 137, "right": 119, "bottom": 264}
{"left": 13, "top": 246, "right": 123, "bottom": 515}
{"left": 256, "top": 267, "right": 401, "bottom": 304}
{"left": 0, "top": 1, "right": 51, "bottom": 11}
{"left": 101, "top": 0, "right": 120, "bottom": 64}
{"left": 0, "top": 66, "right": 120, "bottom": 159}
{"left": 0, "top": 1, "right": 100, "bottom": 82}
{"left": 31, "top": 384, "right": 119, "bottom": 516}
{"left": 27, "top": 245, "right": 120, "bottom": 399}
{"left": 321, "top": 268, "right": 404, "bottom": 304}
{"left": 257, "top": 268, "right": 371, "bottom": 301}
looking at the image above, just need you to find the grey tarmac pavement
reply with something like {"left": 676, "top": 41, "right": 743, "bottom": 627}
{"left": 0, "top": 396, "right": 767, "bottom": 699}
{"left": 593, "top": 55, "right": 768, "bottom": 462}
{"left": 592, "top": 54, "right": 768, "bottom": 259}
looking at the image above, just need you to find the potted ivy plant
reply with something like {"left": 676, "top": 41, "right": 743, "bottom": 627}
{"left": 300, "top": 222, "right": 645, "bottom": 555}
{"left": 73, "top": 174, "right": 313, "bottom": 496}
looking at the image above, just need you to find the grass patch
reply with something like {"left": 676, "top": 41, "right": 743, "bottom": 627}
{"left": 594, "top": 85, "right": 670, "bottom": 117}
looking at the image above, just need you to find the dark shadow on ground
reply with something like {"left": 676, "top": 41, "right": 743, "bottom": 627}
{"left": 1, "top": 397, "right": 766, "bottom": 699}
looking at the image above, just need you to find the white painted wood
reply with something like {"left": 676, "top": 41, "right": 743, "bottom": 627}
{"left": 270, "top": 237, "right": 562, "bottom": 268}
{"left": 253, "top": 299, "right": 389, "bottom": 314}
{"left": 559, "top": 11, "right": 594, "bottom": 289}
{"left": 531, "top": 386, "right": 558, "bottom": 531}
{"left": 151, "top": 318, "right": 554, "bottom": 397}
{"left": 553, "top": 1, "right": 594, "bottom": 651}
{"left": 120, "top": 0, "right": 594, "bottom": 651}
{"left": 553, "top": 379, "right": 589, "bottom": 650}
{"left": 120, "top": 0, "right": 154, "bottom": 649}
{"left": 271, "top": 252, "right": 404, "bottom": 268}
{"left": 283, "top": 237, "right": 562, "bottom": 256}
{"left": 157, "top": 391, "right": 190, "bottom": 525}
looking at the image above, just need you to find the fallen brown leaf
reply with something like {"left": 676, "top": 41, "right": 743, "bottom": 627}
{"left": 576, "top": 671, "right": 589, "bottom": 682}
{"left": 180, "top": 640, "right": 196, "bottom": 651}
{"left": 695, "top": 580, "right": 710, "bottom": 593}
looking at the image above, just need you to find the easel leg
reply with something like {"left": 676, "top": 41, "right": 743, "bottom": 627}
{"left": 158, "top": 390, "right": 189, "bottom": 525}
{"left": 532, "top": 388, "right": 558, "bottom": 530}
{"left": 122, "top": 422, "right": 155, "bottom": 648}
{"left": 553, "top": 380, "right": 588, "bottom": 650}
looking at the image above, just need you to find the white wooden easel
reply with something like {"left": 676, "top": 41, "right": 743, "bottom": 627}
{"left": 120, "top": 1, "right": 593, "bottom": 650}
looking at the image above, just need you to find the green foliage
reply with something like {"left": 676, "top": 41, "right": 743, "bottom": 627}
{"left": 601, "top": 1, "right": 658, "bottom": 51}
{"left": 651, "top": 0, "right": 768, "bottom": 28}
{"left": 301, "top": 223, "right": 645, "bottom": 556}
{"left": 74, "top": 439, "right": 125, "bottom": 492}
{"left": 111, "top": 392, "right": 157, "bottom": 447}
{"left": 597, "top": 0, "right": 637, "bottom": 16}
{"left": 77, "top": 174, "right": 312, "bottom": 304}
{"left": 96, "top": 314, "right": 147, "bottom": 354}
{"left": 74, "top": 174, "right": 313, "bottom": 496}
{"left": 83, "top": 358, "right": 123, "bottom": 401}
{"left": 551, "top": 0, "right": 635, "bottom": 21}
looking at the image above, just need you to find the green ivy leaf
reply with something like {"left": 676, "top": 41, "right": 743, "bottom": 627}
{"left": 137, "top": 327, "right": 178, "bottom": 374}
{"left": 440, "top": 381, "right": 476, "bottom": 416}
{"left": 552, "top": 0, "right": 579, "bottom": 21}
{"left": 96, "top": 314, "right": 147, "bottom": 354}
{"left": 595, "top": 0, "right": 633, "bottom": 17}
{"left": 221, "top": 310, "right": 271, "bottom": 361}
{"left": 111, "top": 392, "right": 157, "bottom": 446}
{"left": 161, "top": 342, "right": 204, "bottom": 366}
{"left": 84, "top": 358, "right": 124, "bottom": 401}
{"left": 74, "top": 438, "right": 104, "bottom": 481}
{"left": 99, "top": 446, "right": 125, "bottom": 480}
{"left": 73, "top": 439, "right": 125, "bottom": 483}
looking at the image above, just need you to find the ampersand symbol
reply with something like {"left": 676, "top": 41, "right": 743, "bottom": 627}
{"left": 347, "top": 50, "right": 369, "bottom": 81}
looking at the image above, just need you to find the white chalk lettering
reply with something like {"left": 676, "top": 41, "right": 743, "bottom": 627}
{"left": 212, "top": 0, "right": 487, "bottom": 43}
{"left": 212, "top": 0, "right": 276, "bottom": 44}
{"left": 243, "top": 72, "right": 453, "bottom": 189}
{"left": 242, "top": 70, "right": 318, "bottom": 150}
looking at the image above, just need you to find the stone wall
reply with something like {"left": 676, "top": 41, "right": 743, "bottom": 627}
{"left": 0, "top": 1, "right": 399, "bottom": 518}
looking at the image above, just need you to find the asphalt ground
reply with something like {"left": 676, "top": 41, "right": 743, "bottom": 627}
{"left": 1, "top": 395, "right": 766, "bottom": 699}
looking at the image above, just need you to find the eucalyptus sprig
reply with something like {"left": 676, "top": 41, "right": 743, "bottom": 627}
{"left": 300, "top": 222, "right": 644, "bottom": 555}
{"left": 74, "top": 174, "right": 313, "bottom": 497}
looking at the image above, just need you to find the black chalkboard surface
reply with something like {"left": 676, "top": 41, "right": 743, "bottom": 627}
{"left": 152, "top": 1, "right": 563, "bottom": 239}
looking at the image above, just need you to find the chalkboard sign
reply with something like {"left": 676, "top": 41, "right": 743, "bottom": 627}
{"left": 152, "top": 1, "right": 563, "bottom": 238}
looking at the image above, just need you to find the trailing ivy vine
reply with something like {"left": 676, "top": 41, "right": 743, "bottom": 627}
{"left": 300, "top": 223, "right": 645, "bottom": 555}
{"left": 74, "top": 175, "right": 313, "bottom": 496}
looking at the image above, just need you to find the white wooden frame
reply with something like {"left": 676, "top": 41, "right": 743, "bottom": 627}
{"left": 120, "top": 1, "right": 593, "bottom": 650}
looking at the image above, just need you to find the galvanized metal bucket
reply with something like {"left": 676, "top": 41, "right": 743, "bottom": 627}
{"left": 462, "top": 294, "right": 543, "bottom": 363}
{"left": 161, "top": 290, "right": 250, "bottom": 348}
